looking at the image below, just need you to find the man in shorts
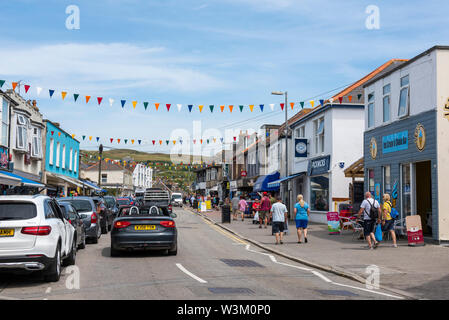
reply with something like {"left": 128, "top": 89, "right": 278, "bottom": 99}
{"left": 358, "top": 192, "right": 381, "bottom": 249}
{"left": 270, "top": 196, "right": 288, "bottom": 245}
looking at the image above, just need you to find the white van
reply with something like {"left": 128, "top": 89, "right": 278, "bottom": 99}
{"left": 171, "top": 193, "right": 183, "bottom": 207}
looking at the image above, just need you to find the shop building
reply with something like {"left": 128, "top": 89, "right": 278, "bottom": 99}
{"left": 83, "top": 162, "right": 133, "bottom": 196}
{"left": 133, "top": 163, "right": 153, "bottom": 189}
{"left": 42, "top": 120, "right": 82, "bottom": 196}
{"left": 281, "top": 59, "right": 405, "bottom": 222}
{"left": 363, "top": 45, "right": 449, "bottom": 242}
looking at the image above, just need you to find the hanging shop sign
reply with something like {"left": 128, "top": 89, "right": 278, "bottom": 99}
{"left": 382, "top": 130, "right": 408, "bottom": 154}
{"left": 370, "top": 137, "right": 378, "bottom": 160}
{"left": 295, "top": 139, "right": 308, "bottom": 158}
{"left": 444, "top": 98, "right": 449, "bottom": 121}
{"left": 414, "top": 123, "right": 426, "bottom": 152}
{"left": 308, "top": 155, "right": 330, "bottom": 176}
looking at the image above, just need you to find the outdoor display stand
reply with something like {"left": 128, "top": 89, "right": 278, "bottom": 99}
{"left": 327, "top": 212, "right": 341, "bottom": 234}
{"left": 406, "top": 215, "right": 425, "bottom": 246}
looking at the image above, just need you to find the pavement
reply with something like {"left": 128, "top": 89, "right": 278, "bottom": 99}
{"left": 0, "top": 207, "right": 404, "bottom": 300}
{"left": 195, "top": 206, "right": 449, "bottom": 300}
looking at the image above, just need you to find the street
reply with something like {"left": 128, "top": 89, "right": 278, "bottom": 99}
{"left": 0, "top": 207, "right": 403, "bottom": 300}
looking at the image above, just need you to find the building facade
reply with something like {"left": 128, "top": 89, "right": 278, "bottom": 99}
{"left": 132, "top": 163, "right": 153, "bottom": 190}
{"left": 43, "top": 120, "right": 81, "bottom": 196}
{"left": 363, "top": 46, "right": 449, "bottom": 242}
{"left": 83, "top": 162, "right": 133, "bottom": 196}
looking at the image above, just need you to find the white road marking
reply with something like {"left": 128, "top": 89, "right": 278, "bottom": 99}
{"left": 45, "top": 287, "right": 52, "bottom": 294}
{"left": 176, "top": 263, "right": 207, "bottom": 284}
{"left": 244, "top": 244, "right": 403, "bottom": 299}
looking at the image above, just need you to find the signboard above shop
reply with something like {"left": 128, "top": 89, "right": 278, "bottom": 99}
{"left": 295, "top": 139, "right": 308, "bottom": 158}
{"left": 308, "top": 155, "right": 331, "bottom": 176}
{"left": 382, "top": 130, "right": 408, "bottom": 154}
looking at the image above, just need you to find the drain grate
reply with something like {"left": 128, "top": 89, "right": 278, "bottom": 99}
{"left": 316, "top": 289, "right": 359, "bottom": 297}
{"left": 220, "top": 259, "right": 264, "bottom": 268}
{"left": 208, "top": 287, "right": 255, "bottom": 295}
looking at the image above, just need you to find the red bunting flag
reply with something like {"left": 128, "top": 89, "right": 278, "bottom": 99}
{"left": 24, "top": 85, "right": 30, "bottom": 93}
{"left": 166, "top": 104, "right": 171, "bottom": 111}
{"left": 193, "top": 140, "right": 196, "bottom": 144}
{"left": 110, "top": 138, "right": 113, "bottom": 143}
{"left": 152, "top": 140, "right": 155, "bottom": 145}
{"left": 339, "top": 97, "right": 343, "bottom": 104}
{"left": 97, "top": 97, "right": 103, "bottom": 105}
{"left": 280, "top": 103, "right": 284, "bottom": 111}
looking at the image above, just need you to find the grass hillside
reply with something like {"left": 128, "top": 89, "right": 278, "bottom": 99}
{"left": 82, "top": 149, "right": 193, "bottom": 163}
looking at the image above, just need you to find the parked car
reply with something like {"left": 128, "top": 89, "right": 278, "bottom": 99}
{"left": 104, "top": 196, "right": 119, "bottom": 218}
{"left": 57, "top": 196, "right": 101, "bottom": 244}
{"left": 116, "top": 197, "right": 132, "bottom": 209}
{"left": 92, "top": 197, "right": 113, "bottom": 234}
{"left": 0, "top": 195, "right": 77, "bottom": 282}
{"left": 58, "top": 202, "right": 86, "bottom": 250}
{"left": 110, "top": 206, "right": 178, "bottom": 257}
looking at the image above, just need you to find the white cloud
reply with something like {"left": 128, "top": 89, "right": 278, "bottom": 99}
{"left": 0, "top": 42, "right": 226, "bottom": 94}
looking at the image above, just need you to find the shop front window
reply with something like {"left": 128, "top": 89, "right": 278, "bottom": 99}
{"left": 402, "top": 164, "right": 411, "bottom": 216}
{"left": 383, "top": 165, "right": 391, "bottom": 194}
{"left": 310, "top": 176, "right": 329, "bottom": 211}
{"left": 368, "top": 169, "right": 375, "bottom": 194}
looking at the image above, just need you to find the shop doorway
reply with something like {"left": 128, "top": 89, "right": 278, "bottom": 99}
{"left": 415, "top": 161, "right": 432, "bottom": 235}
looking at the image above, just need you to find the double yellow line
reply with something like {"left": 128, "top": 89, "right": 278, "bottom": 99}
{"left": 203, "top": 218, "right": 247, "bottom": 245}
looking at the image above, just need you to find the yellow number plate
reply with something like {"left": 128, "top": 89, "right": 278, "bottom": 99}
{"left": 0, "top": 229, "right": 14, "bottom": 237}
{"left": 134, "top": 225, "right": 156, "bottom": 231}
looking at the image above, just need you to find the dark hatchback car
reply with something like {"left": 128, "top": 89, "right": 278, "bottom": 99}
{"left": 110, "top": 206, "right": 177, "bottom": 257}
{"left": 58, "top": 201, "right": 86, "bottom": 250}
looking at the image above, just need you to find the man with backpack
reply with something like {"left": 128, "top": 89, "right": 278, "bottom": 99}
{"left": 382, "top": 193, "right": 398, "bottom": 248}
{"left": 358, "top": 192, "right": 382, "bottom": 250}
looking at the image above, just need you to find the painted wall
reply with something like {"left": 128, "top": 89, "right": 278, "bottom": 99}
{"left": 365, "top": 50, "right": 437, "bottom": 130}
{"left": 436, "top": 49, "right": 449, "bottom": 241}
{"left": 44, "top": 121, "right": 79, "bottom": 179}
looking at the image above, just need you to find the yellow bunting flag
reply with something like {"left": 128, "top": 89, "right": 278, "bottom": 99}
{"left": 229, "top": 105, "right": 234, "bottom": 113}
{"left": 199, "top": 105, "right": 204, "bottom": 112}
{"left": 132, "top": 101, "right": 137, "bottom": 109}
{"left": 61, "top": 92, "right": 67, "bottom": 100}
{"left": 89, "top": 136, "right": 92, "bottom": 141}
{"left": 155, "top": 103, "right": 160, "bottom": 110}
{"left": 58, "top": 132, "right": 61, "bottom": 137}
{"left": 173, "top": 141, "right": 176, "bottom": 145}
{"left": 71, "top": 134, "right": 75, "bottom": 139}
{"left": 310, "top": 100, "right": 315, "bottom": 108}
{"left": 249, "top": 105, "right": 254, "bottom": 112}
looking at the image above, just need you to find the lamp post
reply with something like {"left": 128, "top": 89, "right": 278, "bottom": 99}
{"left": 98, "top": 144, "right": 103, "bottom": 189}
{"left": 271, "top": 91, "right": 288, "bottom": 179}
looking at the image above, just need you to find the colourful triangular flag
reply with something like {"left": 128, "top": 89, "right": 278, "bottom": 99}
{"left": 85, "top": 96, "right": 91, "bottom": 103}
{"left": 24, "top": 85, "right": 30, "bottom": 93}
{"left": 12, "top": 82, "right": 18, "bottom": 91}
{"left": 61, "top": 92, "right": 67, "bottom": 100}
{"left": 220, "top": 105, "right": 224, "bottom": 112}
{"left": 260, "top": 104, "right": 264, "bottom": 112}
{"left": 209, "top": 105, "right": 214, "bottom": 112}
{"left": 177, "top": 104, "right": 182, "bottom": 112}
{"left": 109, "top": 98, "right": 114, "bottom": 107}
{"left": 188, "top": 105, "right": 193, "bottom": 112}
{"left": 143, "top": 102, "right": 149, "bottom": 110}
{"left": 0, "top": 80, "right": 5, "bottom": 88}
{"left": 269, "top": 104, "right": 274, "bottom": 111}
{"left": 249, "top": 105, "right": 254, "bottom": 112}
{"left": 280, "top": 103, "right": 284, "bottom": 111}
{"left": 310, "top": 100, "right": 315, "bottom": 108}
{"left": 199, "top": 105, "right": 204, "bottom": 112}
{"left": 155, "top": 103, "right": 160, "bottom": 111}
{"left": 132, "top": 101, "right": 137, "bottom": 109}
{"left": 229, "top": 105, "right": 234, "bottom": 113}
{"left": 37, "top": 87, "right": 42, "bottom": 96}
{"left": 300, "top": 101, "right": 304, "bottom": 109}
{"left": 74, "top": 94, "right": 79, "bottom": 102}
{"left": 166, "top": 104, "right": 171, "bottom": 111}
{"left": 49, "top": 90, "right": 55, "bottom": 98}
{"left": 121, "top": 100, "right": 126, "bottom": 108}
{"left": 97, "top": 97, "right": 103, "bottom": 105}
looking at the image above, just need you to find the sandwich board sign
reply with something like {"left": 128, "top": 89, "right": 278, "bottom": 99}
{"left": 406, "top": 215, "right": 425, "bottom": 246}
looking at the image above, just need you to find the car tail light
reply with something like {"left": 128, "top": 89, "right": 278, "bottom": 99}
{"left": 160, "top": 220, "right": 175, "bottom": 228}
{"left": 91, "top": 213, "right": 98, "bottom": 224}
{"left": 168, "top": 204, "right": 172, "bottom": 211}
{"left": 114, "top": 221, "right": 131, "bottom": 229}
{"left": 21, "top": 226, "right": 52, "bottom": 236}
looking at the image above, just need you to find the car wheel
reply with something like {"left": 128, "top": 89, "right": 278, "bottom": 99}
{"left": 110, "top": 243, "right": 120, "bottom": 257}
{"left": 78, "top": 233, "right": 86, "bottom": 249}
{"left": 64, "top": 237, "right": 77, "bottom": 266}
{"left": 168, "top": 242, "right": 177, "bottom": 256}
{"left": 44, "top": 244, "right": 61, "bottom": 282}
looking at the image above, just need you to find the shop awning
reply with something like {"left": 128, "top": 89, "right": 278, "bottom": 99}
{"left": 0, "top": 172, "right": 22, "bottom": 187}
{"left": 80, "top": 180, "right": 102, "bottom": 191}
{"left": 0, "top": 171, "right": 45, "bottom": 188}
{"left": 253, "top": 171, "right": 280, "bottom": 192}
{"left": 48, "top": 173, "right": 85, "bottom": 188}
{"left": 267, "top": 172, "right": 306, "bottom": 188}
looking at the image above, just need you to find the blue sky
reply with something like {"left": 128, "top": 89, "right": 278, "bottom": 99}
{"left": 0, "top": 0, "right": 448, "bottom": 155}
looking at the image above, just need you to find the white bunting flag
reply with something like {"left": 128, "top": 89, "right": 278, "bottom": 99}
{"left": 109, "top": 98, "right": 114, "bottom": 107}
{"left": 37, "top": 87, "right": 42, "bottom": 96}
{"left": 269, "top": 103, "right": 275, "bottom": 111}
{"left": 329, "top": 98, "right": 334, "bottom": 105}
{"left": 177, "top": 104, "right": 182, "bottom": 112}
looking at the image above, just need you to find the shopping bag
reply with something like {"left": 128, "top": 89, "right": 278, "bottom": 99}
{"left": 375, "top": 223, "right": 383, "bottom": 242}
{"left": 253, "top": 211, "right": 259, "bottom": 221}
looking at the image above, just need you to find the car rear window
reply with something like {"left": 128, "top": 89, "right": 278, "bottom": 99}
{"left": 61, "top": 200, "right": 93, "bottom": 213}
{"left": 172, "top": 195, "right": 182, "bottom": 199}
{"left": 0, "top": 202, "right": 37, "bottom": 220}
{"left": 117, "top": 199, "right": 130, "bottom": 205}
{"left": 119, "top": 206, "right": 169, "bottom": 217}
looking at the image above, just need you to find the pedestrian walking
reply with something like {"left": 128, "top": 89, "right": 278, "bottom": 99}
{"left": 294, "top": 194, "right": 310, "bottom": 244}
{"left": 252, "top": 198, "right": 260, "bottom": 224}
{"left": 382, "top": 194, "right": 398, "bottom": 248}
{"left": 231, "top": 194, "right": 240, "bottom": 221}
{"left": 238, "top": 196, "right": 248, "bottom": 221}
{"left": 270, "top": 196, "right": 288, "bottom": 245}
{"left": 357, "top": 192, "right": 382, "bottom": 250}
{"left": 259, "top": 192, "right": 271, "bottom": 229}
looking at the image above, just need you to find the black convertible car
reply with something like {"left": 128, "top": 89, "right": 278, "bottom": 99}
{"left": 110, "top": 205, "right": 177, "bottom": 256}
